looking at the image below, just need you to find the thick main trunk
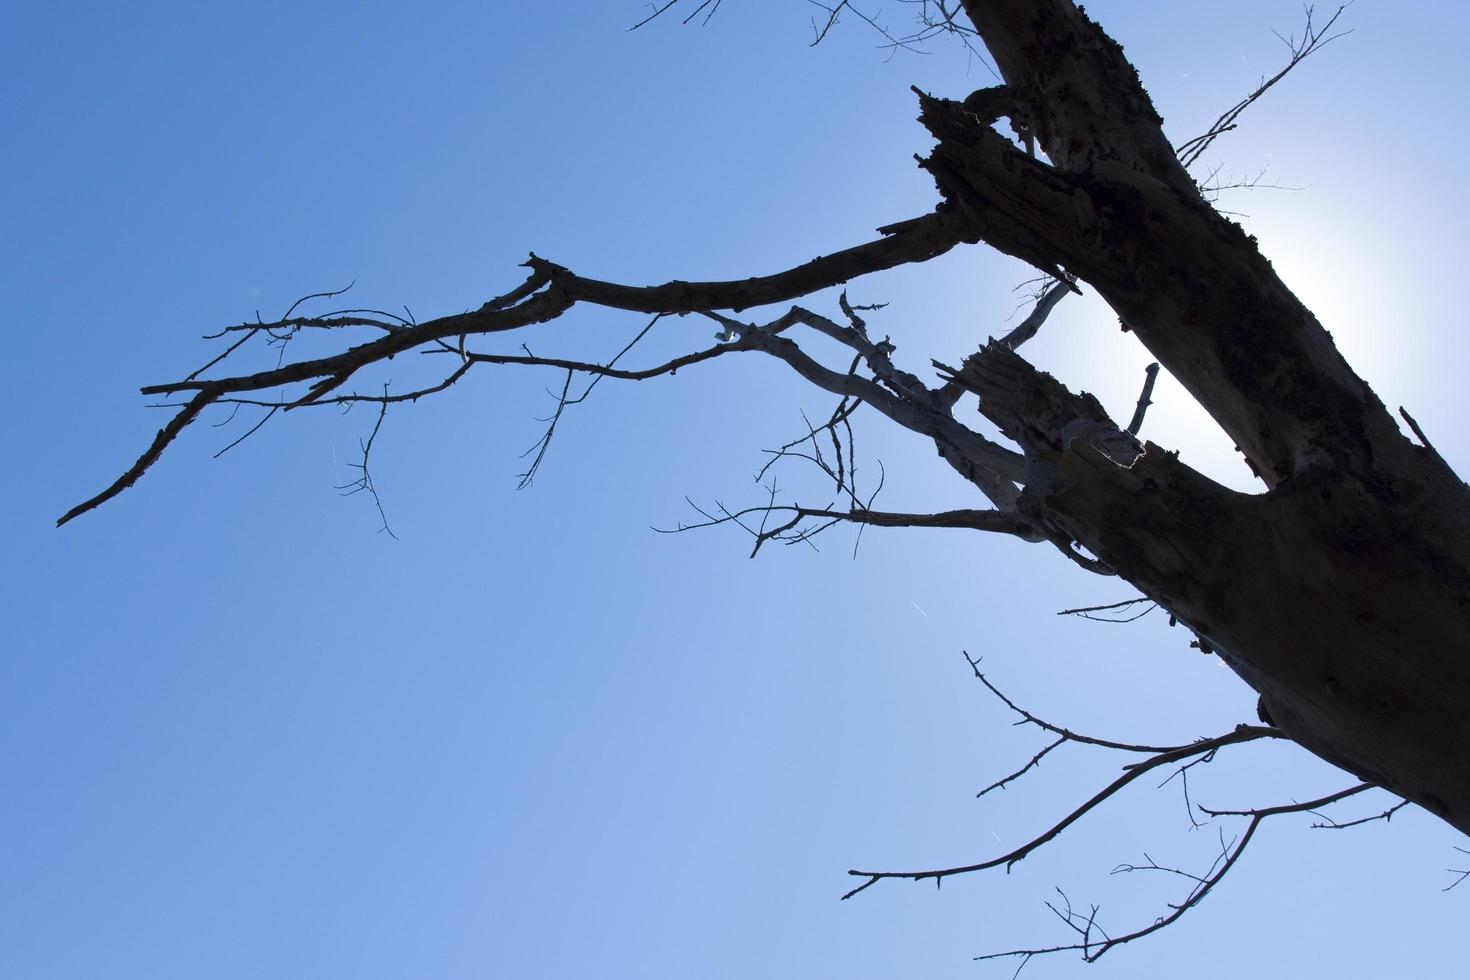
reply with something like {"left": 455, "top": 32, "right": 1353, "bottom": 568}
{"left": 950, "top": 344, "right": 1470, "bottom": 834}
{"left": 1049, "top": 441, "right": 1470, "bottom": 835}
{"left": 946, "top": 0, "right": 1470, "bottom": 835}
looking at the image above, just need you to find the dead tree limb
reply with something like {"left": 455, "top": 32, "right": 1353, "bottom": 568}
{"left": 69, "top": 3, "right": 1470, "bottom": 954}
{"left": 842, "top": 723, "right": 1280, "bottom": 899}
{"left": 973, "top": 783, "right": 1374, "bottom": 966}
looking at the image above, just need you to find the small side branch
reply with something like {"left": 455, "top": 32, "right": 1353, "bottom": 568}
{"left": 337, "top": 391, "right": 398, "bottom": 538}
{"left": 964, "top": 652, "right": 1251, "bottom": 758}
{"left": 1057, "top": 596, "right": 1155, "bottom": 623}
{"left": 1310, "top": 798, "right": 1409, "bottom": 830}
{"left": 1398, "top": 406, "right": 1456, "bottom": 480}
{"left": 1176, "top": 4, "right": 1351, "bottom": 169}
{"left": 842, "top": 723, "right": 1276, "bottom": 899}
{"left": 58, "top": 388, "right": 218, "bottom": 526}
{"left": 629, "top": 1, "right": 725, "bottom": 31}
{"left": 514, "top": 314, "right": 663, "bottom": 488}
{"left": 807, "top": 1, "right": 918, "bottom": 53}
{"left": 1126, "top": 362, "right": 1161, "bottom": 436}
{"left": 1445, "top": 847, "right": 1470, "bottom": 892}
{"left": 663, "top": 502, "right": 1043, "bottom": 557}
{"left": 976, "top": 782, "right": 1375, "bottom": 965}
{"left": 663, "top": 388, "right": 1041, "bottom": 556}
{"left": 997, "top": 276, "right": 1073, "bottom": 351}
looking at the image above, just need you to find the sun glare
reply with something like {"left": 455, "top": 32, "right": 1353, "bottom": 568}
{"left": 1259, "top": 224, "right": 1386, "bottom": 380}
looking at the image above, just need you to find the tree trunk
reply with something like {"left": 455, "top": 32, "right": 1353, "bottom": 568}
{"left": 947, "top": 0, "right": 1470, "bottom": 832}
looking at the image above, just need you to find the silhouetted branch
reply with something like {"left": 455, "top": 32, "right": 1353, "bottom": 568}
{"left": 58, "top": 389, "right": 217, "bottom": 527}
{"left": 664, "top": 499, "right": 1041, "bottom": 557}
{"left": 516, "top": 314, "right": 663, "bottom": 488}
{"left": 1176, "top": 4, "right": 1351, "bottom": 169}
{"left": 1197, "top": 162, "right": 1304, "bottom": 207}
{"left": 808, "top": 1, "right": 918, "bottom": 53}
{"left": 997, "top": 276, "right": 1073, "bottom": 351}
{"left": 842, "top": 721, "right": 1278, "bottom": 899}
{"left": 964, "top": 652, "right": 1220, "bottom": 757}
{"left": 1445, "top": 847, "right": 1470, "bottom": 892}
{"left": 337, "top": 389, "right": 398, "bottom": 538}
{"left": 1057, "top": 597, "right": 1156, "bottom": 623}
{"left": 1309, "top": 797, "right": 1409, "bottom": 830}
{"left": 974, "top": 782, "right": 1374, "bottom": 965}
{"left": 847, "top": 651, "right": 1396, "bottom": 965}
{"left": 60, "top": 212, "right": 983, "bottom": 526}
{"left": 1126, "top": 362, "right": 1161, "bottom": 436}
{"left": 891, "top": 0, "right": 994, "bottom": 68}
{"left": 935, "top": 275, "right": 1073, "bottom": 411}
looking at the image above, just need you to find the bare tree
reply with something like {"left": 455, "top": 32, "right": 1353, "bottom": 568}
{"left": 61, "top": 0, "right": 1468, "bottom": 962}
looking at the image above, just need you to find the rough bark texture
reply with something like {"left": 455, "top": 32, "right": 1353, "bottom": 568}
{"left": 948, "top": 0, "right": 1470, "bottom": 833}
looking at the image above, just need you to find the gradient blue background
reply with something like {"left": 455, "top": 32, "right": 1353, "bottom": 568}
{"left": 5, "top": 2, "right": 1467, "bottom": 976}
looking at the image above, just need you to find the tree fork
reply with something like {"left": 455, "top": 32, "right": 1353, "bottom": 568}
{"left": 945, "top": 341, "right": 1470, "bottom": 834}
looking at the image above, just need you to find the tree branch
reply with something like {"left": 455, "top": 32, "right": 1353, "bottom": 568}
{"left": 997, "top": 276, "right": 1073, "bottom": 351}
{"left": 60, "top": 212, "right": 978, "bottom": 525}
{"left": 664, "top": 501, "right": 1043, "bottom": 557}
{"left": 965, "top": 651, "right": 1270, "bottom": 759}
{"left": 1057, "top": 596, "right": 1156, "bottom": 623}
{"left": 976, "top": 782, "right": 1375, "bottom": 965}
{"left": 58, "top": 388, "right": 218, "bottom": 526}
{"left": 1175, "top": 5, "right": 1351, "bottom": 169}
{"left": 842, "top": 723, "right": 1278, "bottom": 899}
{"left": 1126, "top": 362, "right": 1161, "bottom": 436}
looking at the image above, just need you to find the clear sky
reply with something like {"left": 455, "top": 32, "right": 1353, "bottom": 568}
{"left": 5, "top": 2, "right": 1468, "bottom": 977}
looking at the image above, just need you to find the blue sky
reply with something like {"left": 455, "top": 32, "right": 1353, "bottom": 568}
{"left": 5, "top": 2, "right": 1468, "bottom": 977}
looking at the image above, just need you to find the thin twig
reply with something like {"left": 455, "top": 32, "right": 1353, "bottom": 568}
{"left": 975, "top": 783, "right": 1374, "bottom": 964}
{"left": 337, "top": 387, "right": 398, "bottom": 538}
{"left": 1176, "top": 4, "right": 1351, "bottom": 169}
{"left": 843, "top": 723, "right": 1278, "bottom": 899}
